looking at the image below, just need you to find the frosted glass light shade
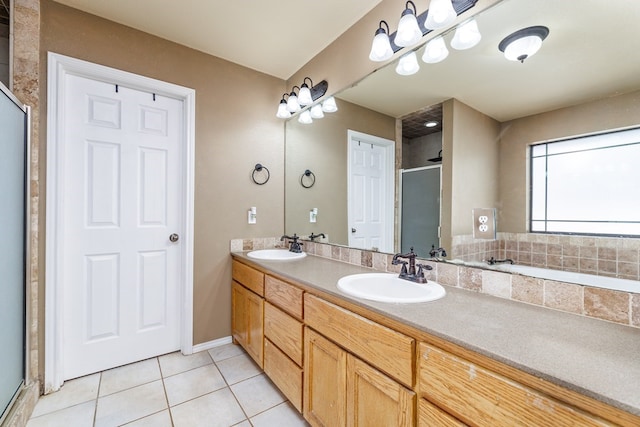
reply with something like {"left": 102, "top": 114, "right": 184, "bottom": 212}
{"left": 395, "top": 9, "right": 422, "bottom": 47}
{"left": 369, "top": 30, "right": 394, "bottom": 61}
{"left": 298, "top": 85, "right": 312, "bottom": 106}
{"left": 451, "top": 19, "right": 481, "bottom": 50}
{"left": 503, "top": 35, "right": 543, "bottom": 61}
{"left": 422, "top": 36, "right": 449, "bottom": 63}
{"left": 287, "top": 93, "right": 300, "bottom": 112}
{"left": 322, "top": 96, "right": 338, "bottom": 112}
{"left": 396, "top": 51, "right": 420, "bottom": 76}
{"left": 310, "top": 104, "right": 324, "bottom": 119}
{"left": 298, "top": 110, "right": 313, "bottom": 124}
{"left": 276, "top": 101, "right": 291, "bottom": 119}
{"left": 424, "top": 0, "right": 456, "bottom": 30}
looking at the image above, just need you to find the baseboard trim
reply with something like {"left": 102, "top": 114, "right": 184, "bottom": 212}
{"left": 192, "top": 336, "right": 233, "bottom": 353}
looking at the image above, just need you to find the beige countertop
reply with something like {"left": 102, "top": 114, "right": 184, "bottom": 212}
{"left": 232, "top": 251, "right": 640, "bottom": 417}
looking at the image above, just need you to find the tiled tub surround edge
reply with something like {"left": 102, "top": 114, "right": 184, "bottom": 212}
{"left": 231, "top": 237, "right": 640, "bottom": 328}
{"left": 452, "top": 233, "right": 640, "bottom": 282}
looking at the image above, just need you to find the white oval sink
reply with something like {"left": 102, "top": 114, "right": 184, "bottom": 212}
{"left": 337, "top": 273, "right": 445, "bottom": 303}
{"left": 247, "top": 249, "right": 306, "bottom": 261}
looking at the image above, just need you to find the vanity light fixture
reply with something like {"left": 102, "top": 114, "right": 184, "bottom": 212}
{"left": 277, "top": 79, "right": 329, "bottom": 119}
{"left": 276, "top": 94, "right": 292, "bottom": 119}
{"left": 450, "top": 18, "right": 481, "bottom": 50}
{"left": 498, "top": 26, "right": 549, "bottom": 63}
{"left": 286, "top": 86, "right": 301, "bottom": 113}
{"left": 422, "top": 36, "right": 449, "bottom": 63}
{"left": 321, "top": 96, "right": 338, "bottom": 113}
{"left": 396, "top": 51, "right": 420, "bottom": 76}
{"left": 395, "top": 1, "right": 422, "bottom": 47}
{"left": 310, "top": 104, "right": 325, "bottom": 119}
{"left": 369, "top": 20, "right": 394, "bottom": 62}
{"left": 424, "top": 0, "right": 457, "bottom": 30}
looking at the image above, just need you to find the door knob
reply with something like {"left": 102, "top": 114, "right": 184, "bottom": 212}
{"left": 351, "top": 228, "right": 356, "bottom": 233}
{"left": 169, "top": 233, "right": 179, "bottom": 243}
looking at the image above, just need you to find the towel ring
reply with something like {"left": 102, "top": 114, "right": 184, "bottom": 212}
{"left": 300, "top": 169, "right": 316, "bottom": 188}
{"left": 252, "top": 163, "right": 270, "bottom": 185}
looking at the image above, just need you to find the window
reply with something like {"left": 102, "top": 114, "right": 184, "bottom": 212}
{"left": 530, "top": 128, "right": 640, "bottom": 236}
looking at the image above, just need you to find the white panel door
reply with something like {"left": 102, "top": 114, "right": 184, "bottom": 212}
{"left": 348, "top": 137, "right": 391, "bottom": 252}
{"left": 62, "top": 75, "right": 182, "bottom": 379}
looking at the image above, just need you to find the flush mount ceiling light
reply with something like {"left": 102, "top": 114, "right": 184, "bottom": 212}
{"left": 276, "top": 79, "right": 329, "bottom": 119}
{"left": 424, "top": 0, "right": 456, "bottom": 30}
{"left": 369, "top": 20, "right": 394, "bottom": 62}
{"left": 395, "top": 1, "right": 422, "bottom": 48}
{"left": 422, "top": 36, "right": 449, "bottom": 63}
{"left": 396, "top": 51, "right": 420, "bottom": 76}
{"left": 425, "top": 120, "right": 439, "bottom": 127}
{"left": 498, "top": 26, "right": 549, "bottom": 63}
{"left": 451, "top": 18, "right": 481, "bottom": 50}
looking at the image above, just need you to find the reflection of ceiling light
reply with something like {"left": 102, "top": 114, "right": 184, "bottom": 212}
{"left": 396, "top": 51, "right": 420, "bottom": 76}
{"left": 298, "top": 110, "right": 313, "bottom": 124}
{"left": 451, "top": 18, "right": 481, "bottom": 50}
{"left": 424, "top": 0, "right": 456, "bottom": 30}
{"left": 395, "top": 1, "right": 422, "bottom": 47}
{"left": 422, "top": 36, "right": 449, "bottom": 64}
{"left": 425, "top": 121, "right": 438, "bottom": 127}
{"left": 321, "top": 96, "right": 338, "bottom": 113}
{"left": 310, "top": 104, "right": 324, "bottom": 119}
{"left": 369, "top": 20, "right": 393, "bottom": 62}
{"left": 498, "top": 26, "right": 549, "bottom": 63}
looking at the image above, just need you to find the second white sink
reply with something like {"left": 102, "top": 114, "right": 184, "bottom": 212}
{"left": 247, "top": 249, "right": 306, "bottom": 261}
{"left": 337, "top": 273, "right": 445, "bottom": 303}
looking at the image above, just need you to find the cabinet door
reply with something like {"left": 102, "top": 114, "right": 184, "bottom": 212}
{"left": 347, "top": 355, "right": 415, "bottom": 427}
{"left": 245, "top": 289, "right": 264, "bottom": 368}
{"left": 304, "top": 328, "right": 347, "bottom": 427}
{"left": 231, "top": 281, "right": 247, "bottom": 347}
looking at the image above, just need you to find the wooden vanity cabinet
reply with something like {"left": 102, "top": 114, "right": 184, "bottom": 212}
{"left": 417, "top": 342, "right": 610, "bottom": 427}
{"left": 231, "top": 260, "right": 264, "bottom": 368}
{"left": 304, "top": 327, "right": 415, "bottom": 427}
{"left": 263, "top": 275, "right": 305, "bottom": 412}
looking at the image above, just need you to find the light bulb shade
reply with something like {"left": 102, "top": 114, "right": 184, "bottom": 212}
{"left": 287, "top": 93, "right": 300, "bottom": 112}
{"left": 499, "top": 26, "right": 549, "bottom": 63}
{"left": 310, "top": 104, "right": 325, "bottom": 119}
{"left": 451, "top": 19, "right": 481, "bottom": 50}
{"left": 276, "top": 101, "right": 291, "bottom": 119}
{"left": 322, "top": 96, "right": 338, "bottom": 113}
{"left": 369, "top": 29, "right": 394, "bottom": 61}
{"left": 395, "top": 6, "right": 422, "bottom": 47}
{"left": 424, "top": 0, "right": 456, "bottom": 30}
{"left": 298, "top": 84, "right": 313, "bottom": 106}
{"left": 422, "top": 36, "right": 449, "bottom": 63}
{"left": 298, "top": 110, "right": 313, "bottom": 124}
{"left": 396, "top": 51, "right": 420, "bottom": 76}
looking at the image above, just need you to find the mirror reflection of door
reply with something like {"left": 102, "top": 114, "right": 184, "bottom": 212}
{"left": 347, "top": 130, "right": 395, "bottom": 253}
{"left": 401, "top": 166, "right": 441, "bottom": 256}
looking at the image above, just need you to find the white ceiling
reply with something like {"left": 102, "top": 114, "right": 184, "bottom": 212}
{"left": 52, "top": 0, "right": 384, "bottom": 80}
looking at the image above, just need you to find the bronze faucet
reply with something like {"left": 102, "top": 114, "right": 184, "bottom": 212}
{"left": 392, "top": 247, "right": 432, "bottom": 284}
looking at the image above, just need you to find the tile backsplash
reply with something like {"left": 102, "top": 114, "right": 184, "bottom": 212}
{"left": 232, "top": 236, "right": 640, "bottom": 329}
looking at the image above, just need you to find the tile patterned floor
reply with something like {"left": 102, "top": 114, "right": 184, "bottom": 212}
{"left": 27, "top": 344, "right": 309, "bottom": 427}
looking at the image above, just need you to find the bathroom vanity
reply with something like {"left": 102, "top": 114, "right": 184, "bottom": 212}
{"left": 230, "top": 252, "right": 640, "bottom": 427}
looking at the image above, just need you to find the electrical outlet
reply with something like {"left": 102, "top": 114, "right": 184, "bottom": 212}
{"left": 472, "top": 208, "right": 496, "bottom": 239}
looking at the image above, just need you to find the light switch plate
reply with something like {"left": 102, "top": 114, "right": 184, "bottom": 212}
{"left": 472, "top": 208, "right": 496, "bottom": 239}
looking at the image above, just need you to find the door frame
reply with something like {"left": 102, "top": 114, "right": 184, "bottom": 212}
{"left": 347, "top": 130, "right": 395, "bottom": 253}
{"left": 45, "top": 52, "right": 196, "bottom": 392}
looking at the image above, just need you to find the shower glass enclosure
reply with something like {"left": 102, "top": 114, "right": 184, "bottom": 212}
{"left": 0, "top": 83, "right": 28, "bottom": 421}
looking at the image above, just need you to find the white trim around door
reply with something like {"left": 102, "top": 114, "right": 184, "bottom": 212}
{"left": 45, "top": 52, "right": 196, "bottom": 392}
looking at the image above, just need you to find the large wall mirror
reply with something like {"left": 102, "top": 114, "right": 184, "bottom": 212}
{"left": 285, "top": 0, "right": 640, "bottom": 270}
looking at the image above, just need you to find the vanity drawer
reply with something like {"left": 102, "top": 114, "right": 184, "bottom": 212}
{"left": 264, "top": 302, "right": 303, "bottom": 366}
{"left": 232, "top": 260, "right": 264, "bottom": 296}
{"left": 304, "top": 293, "right": 414, "bottom": 387}
{"left": 265, "top": 275, "right": 303, "bottom": 319}
{"left": 418, "top": 398, "right": 467, "bottom": 427}
{"left": 264, "top": 338, "right": 303, "bottom": 413}
{"left": 418, "top": 343, "right": 608, "bottom": 427}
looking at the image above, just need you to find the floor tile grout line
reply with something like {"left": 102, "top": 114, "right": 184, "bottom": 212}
{"left": 157, "top": 356, "right": 176, "bottom": 427}
{"left": 93, "top": 372, "right": 102, "bottom": 427}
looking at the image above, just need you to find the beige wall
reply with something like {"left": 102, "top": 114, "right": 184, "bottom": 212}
{"left": 499, "top": 89, "right": 640, "bottom": 232}
{"left": 285, "top": 98, "right": 395, "bottom": 245}
{"left": 442, "top": 99, "right": 500, "bottom": 251}
{"left": 39, "top": 0, "right": 286, "bottom": 364}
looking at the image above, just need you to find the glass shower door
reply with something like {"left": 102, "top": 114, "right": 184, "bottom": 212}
{"left": 0, "top": 84, "right": 27, "bottom": 420}
{"left": 400, "top": 166, "right": 441, "bottom": 257}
